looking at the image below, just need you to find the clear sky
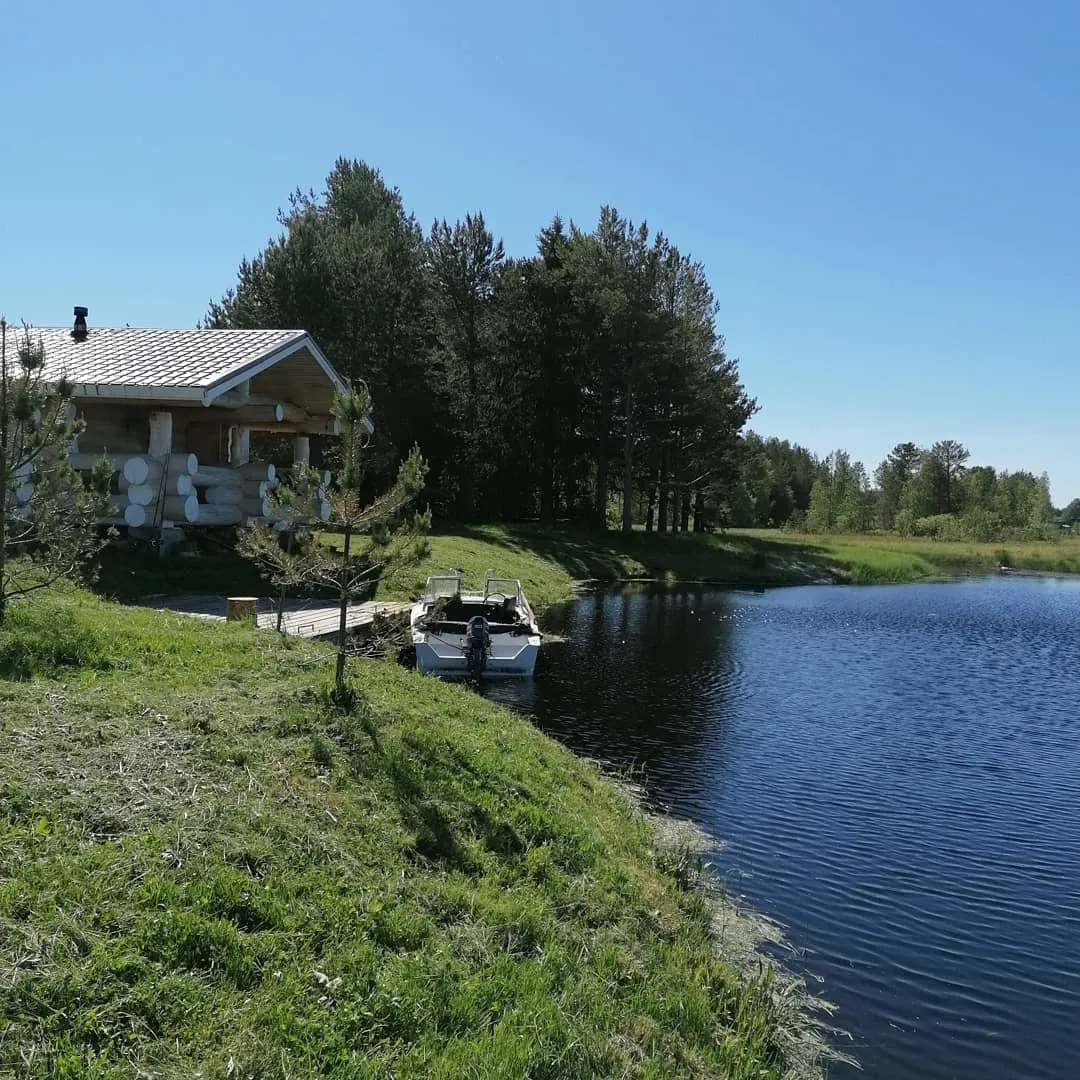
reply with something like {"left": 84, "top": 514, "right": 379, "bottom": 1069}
{"left": 3, "top": 1, "right": 1078, "bottom": 500}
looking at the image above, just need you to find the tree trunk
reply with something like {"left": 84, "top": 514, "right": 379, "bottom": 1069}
{"left": 594, "top": 453, "right": 609, "bottom": 528}
{"left": 693, "top": 489, "right": 706, "bottom": 533}
{"left": 594, "top": 391, "right": 611, "bottom": 527}
{"left": 645, "top": 465, "right": 658, "bottom": 532}
{"left": 680, "top": 492, "right": 691, "bottom": 533}
{"left": 671, "top": 441, "right": 682, "bottom": 535}
{"left": 335, "top": 520, "right": 353, "bottom": 691}
{"left": 539, "top": 447, "right": 556, "bottom": 525}
{"left": 621, "top": 378, "right": 634, "bottom": 532}
{"left": 657, "top": 446, "right": 669, "bottom": 532}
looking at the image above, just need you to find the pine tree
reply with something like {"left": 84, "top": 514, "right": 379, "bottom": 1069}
{"left": 239, "top": 383, "right": 429, "bottom": 695}
{"left": 0, "top": 320, "right": 112, "bottom": 624}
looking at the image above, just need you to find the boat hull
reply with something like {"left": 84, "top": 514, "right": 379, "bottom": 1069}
{"left": 414, "top": 635, "right": 540, "bottom": 678}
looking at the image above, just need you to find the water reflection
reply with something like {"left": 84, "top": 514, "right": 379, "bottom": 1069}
{"left": 490, "top": 584, "right": 739, "bottom": 786}
{"left": 486, "top": 577, "right": 1080, "bottom": 1080}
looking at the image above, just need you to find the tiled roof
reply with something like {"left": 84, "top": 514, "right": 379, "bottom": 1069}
{"left": 2, "top": 325, "right": 311, "bottom": 400}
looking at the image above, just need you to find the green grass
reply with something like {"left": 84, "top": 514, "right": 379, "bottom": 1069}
{"left": 0, "top": 589, "right": 828, "bottom": 1079}
{"left": 733, "top": 529, "right": 1080, "bottom": 583}
{"left": 374, "top": 523, "right": 1080, "bottom": 602}
{"left": 372, "top": 524, "right": 842, "bottom": 607}
{"left": 388, "top": 525, "right": 1080, "bottom": 599}
{"left": 91, "top": 523, "right": 1080, "bottom": 614}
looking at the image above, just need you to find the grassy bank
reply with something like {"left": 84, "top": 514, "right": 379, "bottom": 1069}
{"left": 375, "top": 524, "right": 1080, "bottom": 602}
{"left": 731, "top": 529, "right": 1080, "bottom": 583}
{"left": 0, "top": 590, "right": 828, "bottom": 1079}
{"left": 373, "top": 525, "right": 835, "bottom": 606}
{"left": 95, "top": 524, "right": 1080, "bottom": 611}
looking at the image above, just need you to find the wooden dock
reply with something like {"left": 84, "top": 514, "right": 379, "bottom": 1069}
{"left": 254, "top": 600, "right": 412, "bottom": 638}
{"left": 141, "top": 595, "right": 412, "bottom": 639}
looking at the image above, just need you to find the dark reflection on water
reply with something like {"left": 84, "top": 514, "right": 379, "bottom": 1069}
{"left": 486, "top": 578, "right": 1080, "bottom": 1080}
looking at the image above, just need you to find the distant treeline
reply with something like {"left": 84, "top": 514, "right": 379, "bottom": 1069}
{"left": 731, "top": 435, "right": 1064, "bottom": 541}
{"left": 206, "top": 157, "right": 755, "bottom": 531}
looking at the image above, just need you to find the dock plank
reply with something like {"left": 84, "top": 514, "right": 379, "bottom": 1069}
{"left": 256, "top": 600, "right": 412, "bottom": 637}
{"left": 140, "top": 595, "right": 412, "bottom": 639}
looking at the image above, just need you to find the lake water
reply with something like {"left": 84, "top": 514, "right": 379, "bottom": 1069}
{"left": 486, "top": 577, "right": 1080, "bottom": 1080}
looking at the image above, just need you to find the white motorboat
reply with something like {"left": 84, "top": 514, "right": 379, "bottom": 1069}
{"left": 410, "top": 570, "right": 541, "bottom": 678}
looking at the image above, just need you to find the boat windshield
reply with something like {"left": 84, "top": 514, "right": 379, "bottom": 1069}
{"left": 483, "top": 575, "right": 523, "bottom": 603}
{"left": 423, "top": 574, "right": 461, "bottom": 601}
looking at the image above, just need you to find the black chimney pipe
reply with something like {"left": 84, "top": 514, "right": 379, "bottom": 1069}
{"left": 72, "top": 306, "right": 88, "bottom": 342}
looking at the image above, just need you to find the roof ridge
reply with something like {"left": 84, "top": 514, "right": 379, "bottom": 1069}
{"left": 11, "top": 326, "right": 306, "bottom": 334}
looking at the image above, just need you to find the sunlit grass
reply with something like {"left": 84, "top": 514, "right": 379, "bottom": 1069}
{"left": 735, "top": 529, "right": 1080, "bottom": 581}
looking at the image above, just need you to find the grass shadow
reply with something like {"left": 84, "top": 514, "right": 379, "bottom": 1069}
{"left": 455, "top": 523, "right": 842, "bottom": 586}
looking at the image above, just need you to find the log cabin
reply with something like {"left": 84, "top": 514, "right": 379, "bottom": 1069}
{"left": 24, "top": 307, "right": 364, "bottom": 529}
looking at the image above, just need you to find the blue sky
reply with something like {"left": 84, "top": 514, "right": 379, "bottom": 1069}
{"left": 3, "top": 0, "right": 1078, "bottom": 499}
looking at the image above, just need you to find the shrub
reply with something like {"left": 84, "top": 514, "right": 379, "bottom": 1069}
{"left": 960, "top": 508, "right": 1005, "bottom": 543}
{"left": 911, "top": 514, "right": 965, "bottom": 540}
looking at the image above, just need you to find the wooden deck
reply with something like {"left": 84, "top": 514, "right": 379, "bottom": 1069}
{"left": 140, "top": 595, "right": 412, "bottom": 639}
{"left": 254, "top": 600, "right": 412, "bottom": 637}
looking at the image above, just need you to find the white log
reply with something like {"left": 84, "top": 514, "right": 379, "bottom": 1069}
{"left": 148, "top": 411, "right": 173, "bottom": 457}
{"left": 205, "top": 485, "right": 243, "bottom": 505}
{"left": 125, "top": 483, "right": 156, "bottom": 506}
{"left": 293, "top": 436, "right": 311, "bottom": 467}
{"left": 120, "top": 452, "right": 196, "bottom": 481}
{"left": 227, "top": 403, "right": 282, "bottom": 424}
{"left": 229, "top": 426, "right": 250, "bottom": 467}
{"left": 241, "top": 496, "right": 271, "bottom": 517}
{"left": 163, "top": 495, "right": 199, "bottom": 522}
{"left": 235, "top": 462, "right": 275, "bottom": 482}
{"left": 67, "top": 451, "right": 196, "bottom": 481}
{"left": 123, "top": 503, "right": 147, "bottom": 528}
{"left": 118, "top": 470, "right": 158, "bottom": 492}
{"left": 241, "top": 480, "right": 270, "bottom": 497}
{"left": 195, "top": 503, "right": 244, "bottom": 526}
{"left": 318, "top": 499, "right": 331, "bottom": 522}
{"left": 190, "top": 465, "right": 243, "bottom": 488}
{"left": 212, "top": 390, "right": 301, "bottom": 411}
{"left": 243, "top": 418, "right": 339, "bottom": 436}
{"left": 321, "top": 471, "right": 332, "bottom": 486}
{"left": 117, "top": 470, "right": 193, "bottom": 495}
{"left": 156, "top": 452, "right": 198, "bottom": 476}
{"left": 124, "top": 457, "right": 151, "bottom": 484}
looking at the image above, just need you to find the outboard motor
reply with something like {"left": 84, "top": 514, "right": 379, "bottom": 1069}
{"left": 464, "top": 616, "right": 491, "bottom": 679}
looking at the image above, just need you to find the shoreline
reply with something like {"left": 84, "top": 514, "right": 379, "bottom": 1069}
{"left": 600, "top": 765, "right": 854, "bottom": 1077}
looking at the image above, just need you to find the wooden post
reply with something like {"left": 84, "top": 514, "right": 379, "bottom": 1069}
{"left": 229, "top": 425, "right": 250, "bottom": 466}
{"left": 293, "top": 435, "right": 310, "bottom": 468}
{"left": 148, "top": 411, "right": 173, "bottom": 457}
{"left": 226, "top": 596, "right": 259, "bottom": 624}
{"left": 63, "top": 402, "right": 79, "bottom": 454}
